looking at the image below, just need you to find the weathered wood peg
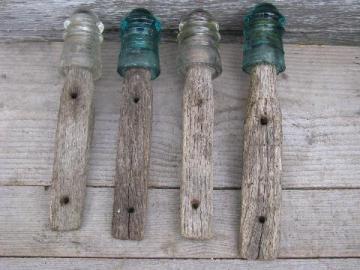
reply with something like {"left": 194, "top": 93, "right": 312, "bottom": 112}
{"left": 50, "top": 9, "right": 104, "bottom": 231}
{"left": 177, "top": 9, "right": 222, "bottom": 239}
{"left": 239, "top": 3, "right": 286, "bottom": 259}
{"left": 112, "top": 8, "right": 161, "bottom": 240}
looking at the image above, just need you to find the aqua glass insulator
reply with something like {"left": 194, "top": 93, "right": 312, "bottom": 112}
{"left": 60, "top": 9, "right": 104, "bottom": 80}
{"left": 177, "top": 9, "right": 222, "bottom": 79}
{"left": 242, "top": 3, "right": 286, "bottom": 74}
{"left": 117, "top": 8, "right": 161, "bottom": 80}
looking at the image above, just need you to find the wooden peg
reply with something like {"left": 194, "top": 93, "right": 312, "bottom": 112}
{"left": 177, "top": 9, "right": 222, "bottom": 239}
{"left": 50, "top": 10, "right": 103, "bottom": 231}
{"left": 112, "top": 9, "right": 161, "bottom": 240}
{"left": 181, "top": 65, "right": 214, "bottom": 239}
{"left": 239, "top": 64, "right": 282, "bottom": 259}
{"left": 239, "top": 3, "right": 285, "bottom": 259}
{"left": 112, "top": 68, "right": 152, "bottom": 240}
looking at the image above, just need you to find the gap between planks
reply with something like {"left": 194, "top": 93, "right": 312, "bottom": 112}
{"left": 1, "top": 255, "right": 360, "bottom": 260}
{"left": 3, "top": 183, "right": 360, "bottom": 192}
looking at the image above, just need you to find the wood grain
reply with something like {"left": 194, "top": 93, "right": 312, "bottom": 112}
{"left": 181, "top": 66, "right": 214, "bottom": 239}
{"left": 0, "top": 43, "right": 360, "bottom": 189}
{"left": 0, "top": 1, "right": 359, "bottom": 45}
{"left": 1, "top": 258, "right": 360, "bottom": 270}
{"left": 112, "top": 68, "right": 152, "bottom": 240}
{"left": 239, "top": 65, "right": 282, "bottom": 259}
{"left": 49, "top": 67, "right": 95, "bottom": 231}
{"left": 1, "top": 186, "right": 360, "bottom": 258}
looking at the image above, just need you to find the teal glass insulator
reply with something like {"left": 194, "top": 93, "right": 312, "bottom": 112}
{"left": 117, "top": 8, "right": 161, "bottom": 80}
{"left": 242, "top": 3, "right": 286, "bottom": 74}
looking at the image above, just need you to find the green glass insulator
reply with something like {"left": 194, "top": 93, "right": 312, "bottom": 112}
{"left": 242, "top": 3, "right": 286, "bottom": 74}
{"left": 117, "top": 8, "right": 161, "bottom": 80}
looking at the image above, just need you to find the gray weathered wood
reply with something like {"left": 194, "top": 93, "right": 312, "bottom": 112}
{"left": 0, "top": 1, "right": 359, "bottom": 45}
{"left": 1, "top": 43, "right": 360, "bottom": 189}
{"left": 181, "top": 66, "right": 214, "bottom": 239}
{"left": 112, "top": 68, "right": 152, "bottom": 240}
{"left": 1, "top": 258, "right": 360, "bottom": 270}
{"left": 1, "top": 186, "right": 360, "bottom": 258}
{"left": 239, "top": 65, "right": 282, "bottom": 259}
{"left": 49, "top": 67, "right": 95, "bottom": 231}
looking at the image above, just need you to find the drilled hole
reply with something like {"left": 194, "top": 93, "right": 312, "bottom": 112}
{"left": 258, "top": 216, "right": 266, "bottom": 224}
{"left": 191, "top": 199, "right": 200, "bottom": 210}
{"left": 60, "top": 196, "right": 70, "bottom": 206}
{"left": 260, "top": 116, "right": 268, "bottom": 125}
{"left": 70, "top": 92, "right": 78, "bottom": 99}
{"left": 133, "top": 97, "right": 140, "bottom": 104}
{"left": 127, "top": 207, "right": 135, "bottom": 214}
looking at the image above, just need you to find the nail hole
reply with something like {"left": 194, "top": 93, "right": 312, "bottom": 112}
{"left": 133, "top": 97, "right": 140, "bottom": 104}
{"left": 127, "top": 207, "right": 135, "bottom": 214}
{"left": 191, "top": 199, "right": 200, "bottom": 210}
{"left": 70, "top": 92, "right": 78, "bottom": 99}
{"left": 258, "top": 216, "right": 266, "bottom": 224}
{"left": 60, "top": 196, "right": 70, "bottom": 206}
{"left": 197, "top": 99, "right": 203, "bottom": 106}
{"left": 260, "top": 116, "right": 268, "bottom": 125}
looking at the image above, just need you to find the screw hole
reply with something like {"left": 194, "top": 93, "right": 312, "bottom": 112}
{"left": 260, "top": 116, "right": 268, "bottom": 125}
{"left": 70, "top": 92, "right": 78, "bottom": 99}
{"left": 127, "top": 207, "right": 135, "bottom": 214}
{"left": 191, "top": 199, "right": 200, "bottom": 210}
{"left": 258, "top": 216, "right": 266, "bottom": 224}
{"left": 60, "top": 196, "right": 70, "bottom": 206}
{"left": 133, "top": 97, "right": 140, "bottom": 104}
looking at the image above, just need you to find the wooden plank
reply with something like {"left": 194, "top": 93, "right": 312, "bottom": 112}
{"left": 239, "top": 65, "right": 282, "bottom": 259}
{"left": 0, "top": 186, "right": 360, "bottom": 258}
{"left": 181, "top": 66, "right": 214, "bottom": 239}
{"left": 112, "top": 69, "right": 152, "bottom": 240}
{"left": 0, "top": 43, "right": 360, "bottom": 188}
{"left": 1, "top": 258, "right": 360, "bottom": 270}
{"left": 0, "top": 1, "right": 359, "bottom": 45}
{"left": 50, "top": 67, "right": 95, "bottom": 231}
